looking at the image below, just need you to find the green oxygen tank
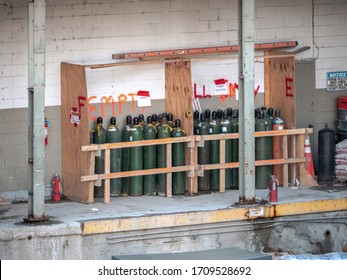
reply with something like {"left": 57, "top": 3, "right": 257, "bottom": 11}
{"left": 167, "top": 113, "right": 175, "bottom": 128}
{"left": 156, "top": 114, "right": 163, "bottom": 129}
{"left": 230, "top": 109, "right": 239, "bottom": 188}
{"left": 255, "top": 108, "right": 261, "bottom": 120}
{"left": 268, "top": 108, "right": 274, "bottom": 124}
{"left": 107, "top": 117, "right": 122, "bottom": 196}
{"left": 197, "top": 113, "right": 210, "bottom": 191}
{"left": 205, "top": 109, "right": 211, "bottom": 124}
{"left": 138, "top": 114, "right": 145, "bottom": 125}
{"left": 272, "top": 109, "right": 285, "bottom": 186}
{"left": 220, "top": 110, "right": 232, "bottom": 189}
{"left": 227, "top": 107, "right": 233, "bottom": 121}
{"left": 162, "top": 113, "right": 168, "bottom": 122}
{"left": 217, "top": 109, "right": 223, "bottom": 122}
{"left": 129, "top": 117, "right": 143, "bottom": 196}
{"left": 93, "top": 117, "right": 107, "bottom": 197}
{"left": 263, "top": 107, "right": 273, "bottom": 156}
{"left": 193, "top": 110, "right": 200, "bottom": 135}
{"left": 151, "top": 114, "right": 158, "bottom": 127}
{"left": 143, "top": 116, "right": 157, "bottom": 196}
{"left": 172, "top": 119, "right": 186, "bottom": 195}
{"left": 121, "top": 115, "right": 132, "bottom": 195}
{"left": 209, "top": 111, "right": 222, "bottom": 190}
{"left": 89, "top": 129, "right": 94, "bottom": 144}
{"left": 157, "top": 116, "right": 173, "bottom": 196}
{"left": 138, "top": 114, "right": 145, "bottom": 132}
{"left": 255, "top": 110, "right": 272, "bottom": 189}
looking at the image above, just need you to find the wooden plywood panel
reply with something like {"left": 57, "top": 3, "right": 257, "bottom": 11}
{"left": 61, "top": 63, "right": 92, "bottom": 203}
{"left": 165, "top": 60, "right": 194, "bottom": 194}
{"left": 264, "top": 50, "right": 296, "bottom": 129}
{"left": 165, "top": 60, "right": 193, "bottom": 135}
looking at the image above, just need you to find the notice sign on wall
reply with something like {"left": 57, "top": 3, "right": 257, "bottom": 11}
{"left": 327, "top": 71, "right": 347, "bottom": 92}
{"left": 137, "top": 90, "right": 151, "bottom": 107}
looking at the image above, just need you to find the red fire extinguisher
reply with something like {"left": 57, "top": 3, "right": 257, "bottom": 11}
{"left": 268, "top": 175, "right": 279, "bottom": 203}
{"left": 52, "top": 173, "right": 61, "bottom": 201}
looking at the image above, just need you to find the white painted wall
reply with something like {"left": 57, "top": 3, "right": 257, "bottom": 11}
{"left": 1, "top": 0, "right": 346, "bottom": 110}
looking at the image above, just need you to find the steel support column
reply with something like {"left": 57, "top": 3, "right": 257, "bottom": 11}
{"left": 238, "top": 0, "right": 256, "bottom": 203}
{"left": 26, "top": 0, "right": 47, "bottom": 222}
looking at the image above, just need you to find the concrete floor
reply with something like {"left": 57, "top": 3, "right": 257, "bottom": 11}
{"left": 1, "top": 184, "right": 347, "bottom": 259}
{"left": 1, "top": 184, "right": 347, "bottom": 232}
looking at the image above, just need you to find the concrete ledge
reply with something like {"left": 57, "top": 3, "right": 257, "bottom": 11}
{"left": 81, "top": 197, "right": 347, "bottom": 235}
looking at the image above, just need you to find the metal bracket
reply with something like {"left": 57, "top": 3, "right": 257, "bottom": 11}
{"left": 187, "top": 168, "right": 195, "bottom": 178}
{"left": 198, "top": 138, "right": 205, "bottom": 147}
{"left": 197, "top": 165, "right": 204, "bottom": 177}
{"left": 187, "top": 139, "right": 195, "bottom": 148}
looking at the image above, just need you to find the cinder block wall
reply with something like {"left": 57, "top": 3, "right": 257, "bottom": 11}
{"left": 1, "top": 0, "right": 347, "bottom": 200}
{"left": 0, "top": 106, "right": 61, "bottom": 200}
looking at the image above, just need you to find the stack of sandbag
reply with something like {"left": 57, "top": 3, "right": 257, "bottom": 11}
{"left": 335, "top": 139, "right": 347, "bottom": 182}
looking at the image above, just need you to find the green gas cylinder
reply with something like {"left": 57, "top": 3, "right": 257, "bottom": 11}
{"left": 220, "top": 110, "right": 232, "bottom": 189}
{"left": 121, "top": 115, "right": 132, "bottom": 195}
{"left": 167, "top": 113, "right": 175, "bottom": 128}
{"left": 197, "top": 113, "right": 210, "bottom": 191}
{"left": 268, "top": 108, "right": 274, "bottom": 124}
{"left": 162, "top": 113, "right": 168, "bottom": 121}
{"left": 227, "top": 107, "right": 233, "bottom": 121}
{"left": 205, "top": 109, "right": 211, "bottom": 124}
{"left": 230, "top": 109, "right": 239, "bottom": 188}
{"left": 263, "top": 107, "right": 273, "bottom": 161}
{"left": 209, "top": 111, "right": 222, "bottom": 190}
{"left": 217, "top": 109, "right": 223, "bottom": 122}
{"left": 156, "top": 114, "right": 163, "bottom": 129}
{"left": 89, "top": 129, "right": 94, "bottom": 144}
{"left": 138, "top": 114, "right": 145, "bottom": 124}
{"left": 193, "top": 110, "right": 200, "bottom": 135}
{"left": 255, "top": 111, "right": 272, "bottom": 189}
{"left": 172, "top": 119, "right": 186, "bottom": 195}
{"left": 272, "top": 109, "right": 285, "bottom": 186}
{"left": 138, "top": 114, "right": 145, "bottom": 130}
{"left": 93, "top": 117, "right": 107, "bottom": 197}
{"left": 107, "top": 117, "right": 121, "bottom": 196}
{"left": 143, "top": 116, "right": 157, "bottom": 196}
{"left": 157, "top": 116, "right": 173, "bottom": 196}
{"left": 152, "top": 114, "right": 159, "bottom": 127}
{"left": 129, "top": 117, "right": 143, "bottom": 196}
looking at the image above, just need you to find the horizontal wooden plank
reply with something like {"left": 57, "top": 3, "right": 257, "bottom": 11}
{"left": 254, "top": 128, "right": 313, "bottom": 137}
{"left": 81, "top": 136, "right": 194, "bottom": 151}
{"left": 81, "top": 128, "right": 313, "bottom": 152}
{"left": 199, "top": 157, "right": 306, "bottom": 171}
{"left": 83, "top": 157, "right": 306, "bottom": 182}
{"left": 81, "top": 166, "right": 192, "bottom": 182}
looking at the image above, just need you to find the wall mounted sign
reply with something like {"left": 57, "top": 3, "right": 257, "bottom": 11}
{"left": 327, "top": 71, "right": 347, "bottom": 92}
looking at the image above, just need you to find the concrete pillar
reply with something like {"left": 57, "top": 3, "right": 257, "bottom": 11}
{"left": 27, "top": 0, "right": 47, "bottom": 221}
{"left": 238, "top": 0, "right": 256, "bottom": 203}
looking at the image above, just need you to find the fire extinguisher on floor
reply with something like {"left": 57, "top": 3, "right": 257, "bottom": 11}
{"left": 268, "top": 175, "right": 279, "bottom": 203}
{"left": 52, "top": 173, "right": 61, "bottom": 201}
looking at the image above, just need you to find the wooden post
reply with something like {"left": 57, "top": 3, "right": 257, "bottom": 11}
{"left": 104, "top": 149, "right": 110, "bottom": 204}
{"left": 187, "top": 139, "right": 197, "bottom": 195}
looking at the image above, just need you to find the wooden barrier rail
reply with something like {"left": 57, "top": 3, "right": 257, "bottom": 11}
{"left": 81, "top": 128, "right": 314, "bottom": 203}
